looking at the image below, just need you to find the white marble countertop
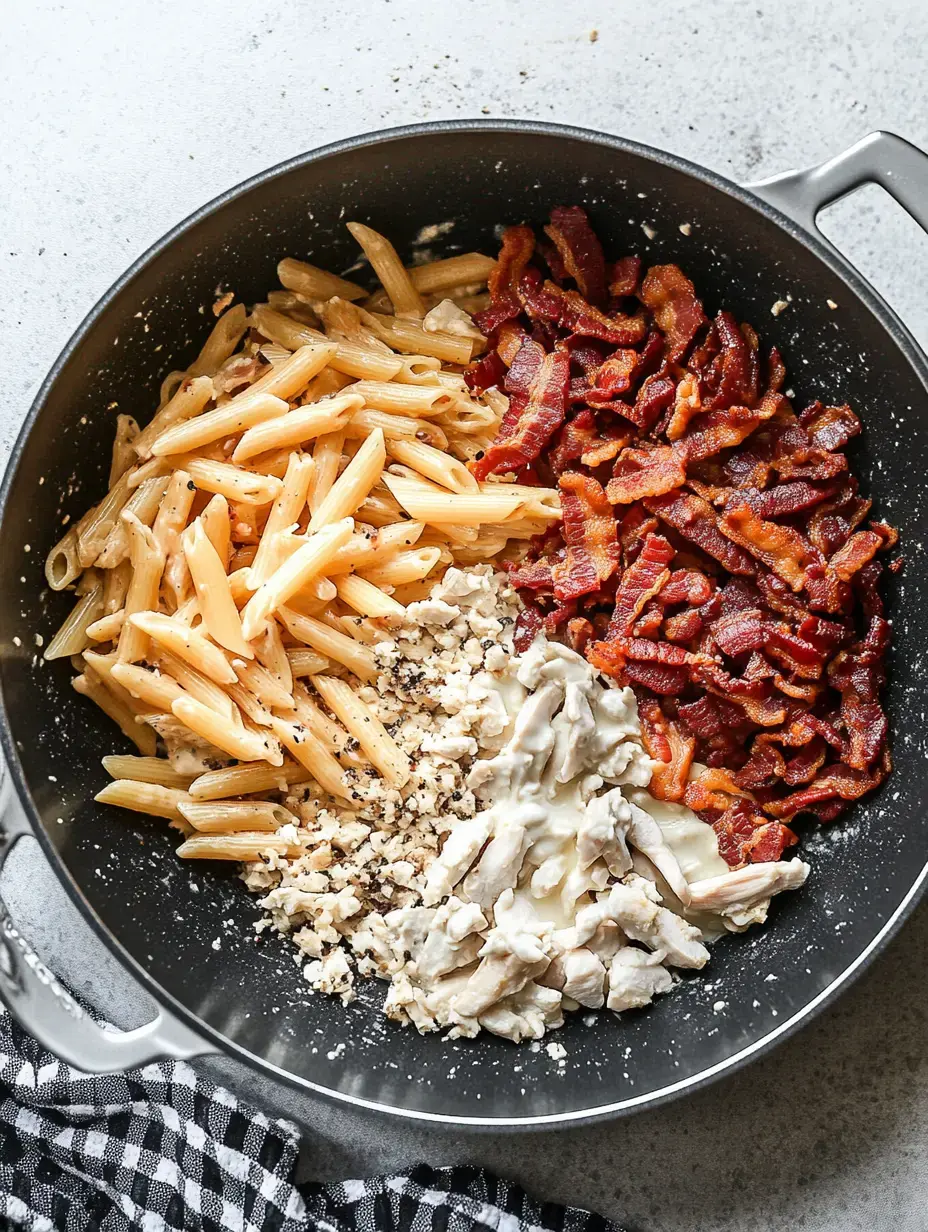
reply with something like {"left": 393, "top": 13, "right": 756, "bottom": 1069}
{"left": 2, "top": 2, "right": 928, "bottom": 1228}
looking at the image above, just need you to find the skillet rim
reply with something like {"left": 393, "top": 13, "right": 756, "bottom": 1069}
{"left": 2, "top": 117, "right": 927, "bottom": 1128}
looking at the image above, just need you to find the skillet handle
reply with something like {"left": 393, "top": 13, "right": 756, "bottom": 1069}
{"left": 748, "top": 130, "right": 928, "bottom": 238}
{"left": 0, "top": 769, "right": 211, "bottom": 1073}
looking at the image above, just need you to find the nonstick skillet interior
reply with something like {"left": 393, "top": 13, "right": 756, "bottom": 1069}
{"left": 2, "top": 124, "right": 927, "bottom": 1123}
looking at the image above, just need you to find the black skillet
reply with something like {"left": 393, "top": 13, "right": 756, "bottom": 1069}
{"left": 1, "top": 121, "right": 927, "bottom": 1127}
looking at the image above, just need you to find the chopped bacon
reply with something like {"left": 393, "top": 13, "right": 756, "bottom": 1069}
{"left": 798, "top": 401, "right": 861, "bottom": 452}
{"left": 513, "top": 605, "right": 544, "bottom": 652}
{"left": 473, "top": 345, "right": 570, "bottom": 479}
{"left": 639, "top": 264, "right": 707, "bottom": 360}
{"left": 829, "top": 529, "right": 883, "bottom": 582}
{"left": 719, "top": 503, "right": 818, "bottom": 591}
{"left": 520, "top": 272, "right": 648, "bottom": 345}
{"left": 548, "top": 410, "right": 597, "bottom": 476}
{"left": 469, "top": 207, "right": 894, "bottom": 832}
{"left": 607, "top": 533, "right": 674, "bottom": 637}
{"left": 645, "top": 491, "right": 757, "bottom": 576}
{"left": 607, "top": 445, "right": 687, "bottom": 505}
{"left": 544, "top": 206, "right": 607, "bottom": 306}
{"left": 553, "top": 472, "right": 620, "bottom": 599}
{"left": 635, "top": 695, "right": 695, "bottom": 802}
{"left": 609, "top": 256, "right": 642, "bottom": 297}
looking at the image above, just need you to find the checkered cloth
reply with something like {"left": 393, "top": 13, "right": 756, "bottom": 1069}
{"left": 0, "top": 1010, "right": 615, "bottom": 1231}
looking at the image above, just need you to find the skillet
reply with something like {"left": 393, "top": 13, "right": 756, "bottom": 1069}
{"left": 1, "top": 120, "right": 927, "bottom": 1127}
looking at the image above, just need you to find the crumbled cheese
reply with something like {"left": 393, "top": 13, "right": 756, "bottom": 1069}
{"left": 678, "top": 222, "right": 692, "bottom": 236}
{"left": 641, "top": 222, "right": 657, "bottom": 240}
{"left": 422, "top": 299, "right": 485, "bottom": 341}
{"left": 827, "top": 298, "right": 838, "bottom": 310}
{"left": 771, "top": 299, "right": 789, "bottom": 316}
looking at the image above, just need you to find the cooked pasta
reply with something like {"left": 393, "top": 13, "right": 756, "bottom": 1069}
{"left": 48, "top": 218, "right": 564, "bottom": 937}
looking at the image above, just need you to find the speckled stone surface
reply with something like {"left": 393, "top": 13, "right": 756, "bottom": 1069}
{"left": 2, "top": 3, "right": 928, "bottom": 1228}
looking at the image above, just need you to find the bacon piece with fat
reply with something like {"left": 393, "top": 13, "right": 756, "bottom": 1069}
{"left": 552, "top": 472, "right": 621, "bottom": 600}
{"left": 519, "top": 272, "right": 648, "bottom": 345}
{"left": 544, "top": 206, "right": 607, "bottom": 307}
{"left": 606, "top": 533, "right": 675, "bottom": 637}
{"left": 473, "top": 345, "right": 570, "bottom": 479}
{"left": 645, "top": 490, "right": 758, "bottom": 576}
{"left": 719, "top": 503, "right": 818, "bottom": 591}
{"left": 607, "top": 445, "right": 687, "bottom": 505}
{"left": 639, "top": 264, "right": 707, "bottom": 361}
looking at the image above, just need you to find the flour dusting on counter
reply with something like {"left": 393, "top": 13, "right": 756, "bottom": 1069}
{"left": 245, "top": 567, "right": 808, "bottom": 1041}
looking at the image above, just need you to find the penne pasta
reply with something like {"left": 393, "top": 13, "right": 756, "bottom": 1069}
{"left": 335, "top": 574, "right": 406, "bottom": 619}
{"left": 155, "top": 648, "right": 238, "bottom": 723}
{"left": 366, "top": 313, "right": 473, "bottom": 364}
{"left": 277, "top": 606, "right": 377, "bottom": 681}
{"left": 188, "top": 304, "right": 247, "bottom": 378}
{"left": 247, "top": 452, "right": 314, "bottom": 587}
{"left": 176, "top": 831, "right": 310, "bottom": 860}
{"left": 102, "top": 559, "right": 132, "bottom": 615}
{"left": 230, "top": 656, "right": 296, "bottom": 713}
{"left": 286, "top": 648, "right": 330, "bottom": 677}
{"left": 182, "top": 519, "right": 252, "bottom": 658}
{"left": 185, "top": 458, "right": 282, "bottom": 506}
{"left": 382, "top": 473, "right": 527, "bottom": 524}
{"left": 73, "top": 671, "right": 156, "bottom": 755}
{"left": 239, "top": 517, "right": 353, "bottom": 641}
{"left": 101, "top": 754, "right": 196, "bottom": 790}
{"left": 307, "top": 429, "right": 385, "bottom": 532}
{"left": 115, "top": 515, "right": 166, "bottom": 664}
{"left": 311, "top": 675, "right": 410, "bottom": 787}
{"left": 358, "top": 546, "right": 443, "bottom": 588}
{"left": 150, "top": 391, "right": 289, "bottom": 457}
{"left": 109, "top": 415, "right": 141, "bottom": 486}
{"left": 385, "top": 438, "right": 478, "bottom": 492}
{"left": 346, "top": 221, "right": 425, "bottom": 317}
{"left": 252, "top": 620, "right": 293, "bottom": 694}
{"left": 76, "top": 472, "right": 132, "bottom": 568}
{"left": 232, "top": 393, "right": 360, "bottom": 463}
{"left": 307, "top": 429, "right": 346, "bottom": 515}
{"left": 128, "top": 611, "right": 237, "bottom": 684}
{"left": 172, "top": 695, "right": 282, "bottom": 764}
{"left": 110, "top": 662, "right": 186, "bottom": 714}
{"left": 277, "top": 256, "right": 366, "bottom": 303}
{"left": 178, "top": 799, "right": 297, "bottom": 833}
{"left": 346, "top": 380, "right": 454, "bottom": 417}
{"left": 45, "top": 526, "right": 82, "bottom": 591}
{"left": 408, "top": 251, "right": 496, "bottom": 293}
{"left": 95, "top": 779, "right": 191, "bottom": 822}
{"left": 86, "top": 609, "right": 125, "bottom": 643}
{"left": 188, "top": 760, "right": 312, "bottom": 801}
{"left": 200, "top": 494, "right": 231, "bottom": 568}
{"left": 325, "top": 520, "right": 425, "bottom": 576}
{"left": 45, "top": 584, "right": 103, "bottom": 661}
{"left": 134, "top": 376, "right": 215, "bottom": 460}
{"left": 95, "top": 475, "right": 170, "bottom": 569}
{"left": 268, "top": 716, "right": 350, "bottom": 800}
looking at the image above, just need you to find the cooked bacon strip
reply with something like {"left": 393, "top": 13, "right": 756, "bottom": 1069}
{"left": 548, "top": 410, "right": 598, "bottom": 475}
{"left": 645, "top": 491, "right": 757, "bottom": 576}
{"left": 585, "top": 349, "right": 640, "bottom": 401}
{"left": 799, "top": 401, "right": 861, "bottom": 452}
{"left": 513, "top": 605, "right": 544, "bottom": 652}
{"left": 658, "top": 569, "right": 714, "bottom": 607}
{"left": 637, "top": 696, "right": 695, "bottom": 802}
{"left": 520, "top": 272, "right": 648, "bottom": 345}
{"left": 665, "top": 373, "right": 702, "bottom": 441}
{"left": 464, "top": 349, "right": 507, "bottom": 393}
{"left": 829, "top": 529, "right": 883, "bottom": 582}
{"left": 606, "top": 533, "right": 674, "bottom": 637}
{"left": 764, "top": 758, "right": 889, "bottom": 821}
{"left": 719, "top": 503, "right": 818, "bottom": 590}
{"left": 736, "top": 480, "right": 841, "bottom": 520}
{"left": 623, "top": 661, "right": 690, "bottom": 694}
{"left": 701, "top": 311, "right": 760, "bottom": 411}
{"left": 639, "top": 264, "right": 707, "bottom": 361}
{"left": 607, "top": 445, "right": 687, "bottom": 505}
{"left": 473, "top": 345, "right": 570, "bottom": 479}
{"left": 553, "top": 472, "right": 620, "bottom": 600}
{"left": 581, "top": 427, "right": 633, "bottom": 467}
{"left": 544, "top": 206, "right": 607, "bottom": 306}
{"left": 683, "top": 396, "right": 782, "bottom": 462}
{"left": 609, "top": 256, "right": 642, "bottom": 298}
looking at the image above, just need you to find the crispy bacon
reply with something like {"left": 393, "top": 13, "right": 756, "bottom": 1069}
{"left": 513, "top": 605, "right": 544, "bottom": 652}
{"left": 473, "top": 345, "right": 569, "bottom": 479}
{"left": 553, "top": 472, "right": 620, "bottom": 599}
{"left": 520, "top": 272, "right": 648, "bottom": 345}
{"left": 645, "top": 491, "right": 757, "bottom": 576}
{"left": 544, "top": 206, "right": 607, "bottom": 307}
{"left": 609, "top": 256, "right": 642, "bottom": 298}
{"left": 799, "top": 401, "right": 861, "bottom": 452}
{"left": 471, "top": 207, "right": 894, "bottom": 833}
{"left": 639, "top": 264, "right": 707, "bottom": 361}
{"left": 719, "top": 503, "right": 818, "bottom": 591}
{"left": 607, "top": 533, "right": 675, "bottom": 637}
{"left": 607, "top": 445, "right": 687, "bottom": 505}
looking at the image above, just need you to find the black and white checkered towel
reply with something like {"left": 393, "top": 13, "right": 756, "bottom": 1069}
{"left": 0, "top": 1010, "right": 615, "bottom": 1231}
